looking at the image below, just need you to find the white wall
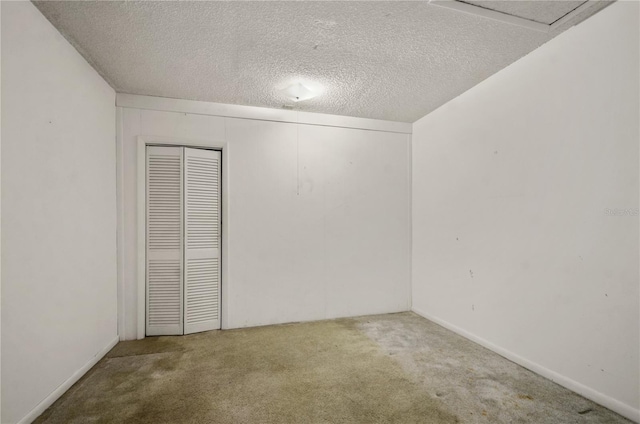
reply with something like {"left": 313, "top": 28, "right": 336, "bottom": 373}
{"left": 118, "top": 101, "right": 411, "bottom": 339}
{"left": 1, "top": 3, "right": 118, "bottom": 423}
{"left": 411, "top": 2, "right": 639, "bottom": 421}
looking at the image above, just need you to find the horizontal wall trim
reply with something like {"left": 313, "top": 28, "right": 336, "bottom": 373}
{"left": 18, "top": 336, "right": 119, "bottom": 424}
{"left": 411, "top": 308, "right": 640, "bottom": 423}
{"left": 116, "top": 93, "right": 412, "bottom": 135}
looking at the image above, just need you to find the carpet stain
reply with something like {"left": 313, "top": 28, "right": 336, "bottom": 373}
{"left": 355, "top": 312, "right": 633, "bottom": 424}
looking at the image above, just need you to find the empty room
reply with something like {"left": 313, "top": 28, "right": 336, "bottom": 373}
{"left": 1, "top": 0, "right": 638, "bottom": 423}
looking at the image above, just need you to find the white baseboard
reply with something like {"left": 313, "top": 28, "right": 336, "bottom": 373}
{"left": 411, "top": 307, "right": 639, "bottom": 423}
{"left": 18, "top": 336, "right": 119, "bottom": 424}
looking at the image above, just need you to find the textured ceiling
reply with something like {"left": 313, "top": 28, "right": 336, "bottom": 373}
{"left": 461, "top": 1, "right": 587, "bottom": 25}
{"left": 34, "top": 1, "right": 609, "bottom": 123}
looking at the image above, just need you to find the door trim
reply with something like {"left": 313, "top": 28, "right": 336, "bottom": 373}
{"left": 137, "top": 135, "right": 229, "bottom": 339}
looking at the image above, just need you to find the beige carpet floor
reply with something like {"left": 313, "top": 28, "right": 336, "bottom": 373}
{"left": 34, "top": 312, "right": 632, "bottom": 424}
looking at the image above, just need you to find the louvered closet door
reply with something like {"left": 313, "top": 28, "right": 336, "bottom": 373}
{"left": 183, "top": 147, "right": 221, "bottom": 334}
{"left": 146, "top": 146, "right": 184, "bottom": 336}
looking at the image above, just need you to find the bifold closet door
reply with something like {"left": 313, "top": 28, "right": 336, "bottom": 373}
{"left": 146, "top": 146, "right": 184, "bottom": 336}
{"left": 183, "top": 147, "right": 221, "bottom": 334}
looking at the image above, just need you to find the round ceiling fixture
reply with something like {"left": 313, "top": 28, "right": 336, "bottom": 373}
{"left": 281, "top": 82, "right": 318, "bottom": 102}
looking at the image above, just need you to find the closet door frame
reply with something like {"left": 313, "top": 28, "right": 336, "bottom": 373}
{"left": 137, "top": 135, "right": 229, "bottom": 339}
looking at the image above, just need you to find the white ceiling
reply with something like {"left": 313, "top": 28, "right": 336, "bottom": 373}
{"left": 34, "top": 1, "right": 610, "bottom": 123}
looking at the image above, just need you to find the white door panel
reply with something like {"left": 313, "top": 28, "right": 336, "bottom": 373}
{"left": 146, "top": 146, "right": 184, "bottom": 336}
{"left": 183, "top": 147, "right": 221, "bottom": 334}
